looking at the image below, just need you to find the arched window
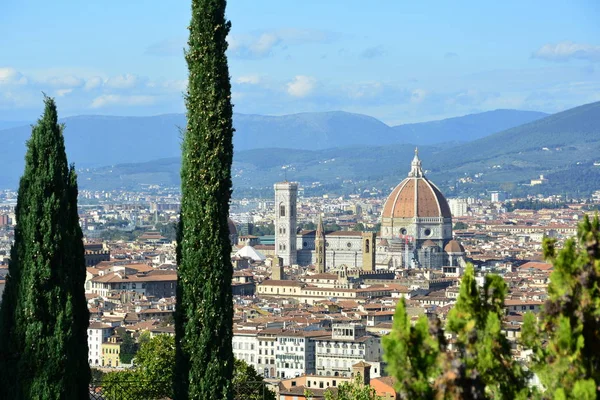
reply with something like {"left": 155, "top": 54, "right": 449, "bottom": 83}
{"left": 280, "top": 205, "right": 286, "bottom": 217}
{"left": 365, "top": 239, "right": 370, "bottom": 253}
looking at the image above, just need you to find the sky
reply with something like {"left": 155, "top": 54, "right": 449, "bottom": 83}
{"left": 1, "top": 0, "right": 599, "bottom": 125}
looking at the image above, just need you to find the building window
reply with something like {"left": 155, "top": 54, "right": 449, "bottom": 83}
{"left": 280, "top": 205, "right": 285, "bottom": 217}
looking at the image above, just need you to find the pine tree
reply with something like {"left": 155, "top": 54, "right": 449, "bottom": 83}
{"left": 174, "top": 0, "right": 235, "bottom": 398}
{"left": 524, "top": 215, "right": 600, "bottom": 399}
{"left": 0, "top": 96, "right": 90, "bottom": 399}
{"left": 384, "top": 265, "right": 530, "bottom": 399}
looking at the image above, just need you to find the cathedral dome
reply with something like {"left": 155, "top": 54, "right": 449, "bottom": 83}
{"left": 422, "top": 239, "right": 438, "bottom": 248}
{"left": 381, "top": 150, "right": 451, "bottom": 219}
{"left": 444, "top": 240, "right": 465, "bottom": 253}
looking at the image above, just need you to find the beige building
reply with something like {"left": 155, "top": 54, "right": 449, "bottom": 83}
{"left": 101, "top": 335, "right": 123, "bottom": 368}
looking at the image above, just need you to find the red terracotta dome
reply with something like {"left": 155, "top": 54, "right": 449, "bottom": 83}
{"left": 382, "top": 150, "right": 451, "bottom": 219}
{"left": 444, "top": 239, "right": 465, "bottom": 253}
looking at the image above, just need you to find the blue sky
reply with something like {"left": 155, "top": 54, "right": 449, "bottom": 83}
{"left": 1, "top": 0, "right": 599, "bottom": 124}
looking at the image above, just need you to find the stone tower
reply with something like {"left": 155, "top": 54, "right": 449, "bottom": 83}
{"left": 315, "top": 215, "right": 326, "bottom": 273}
{"left": 362, "top": 231, "right": 376, "bottom": 271}
{"left": 274, "top": 181, "right": 298, "bottom": 266}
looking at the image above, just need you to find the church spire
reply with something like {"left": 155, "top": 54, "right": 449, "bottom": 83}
{"left": 408, "top": 147, "right": 423, "bottom": 177}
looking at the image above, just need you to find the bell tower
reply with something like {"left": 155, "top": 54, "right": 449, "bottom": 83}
{"left": 315, "top": 215, "right": 326, "bottom": 273}
{"left": 362, "top": 231, "right": 376, "bottom": 271}
{"left": 274, "top": 182, "right": 298, "bottom": 266}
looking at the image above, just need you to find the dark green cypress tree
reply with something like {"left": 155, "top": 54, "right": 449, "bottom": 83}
{"left": 0, "top": 96, "right": 91, "bottom": 399}
{"left": 174, "top": 0, "right": 235, "bottom": 398}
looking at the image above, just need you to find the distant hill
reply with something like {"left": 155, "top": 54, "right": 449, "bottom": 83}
{"left": 75, "top": 101, "right": 600, "bottom": 197}
{"left": 427, "top": 101, "right": 600, "bottom": 183}
{"left": 78, "top": 145, "right": 442, "bottom": 196}
{"left": 0, "top": 120, "right": 30, "bottom": 130}
{"left": 0, "top": 108, "right": 547, "bottom": 188}
{"left": 392, "top": 109, "right": 548, "bottom": 145}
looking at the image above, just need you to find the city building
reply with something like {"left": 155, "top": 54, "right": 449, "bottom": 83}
{"left": 315, "top": 323, "right": 383, "bottom": 378}
{"left": 274, "top": 150, "right": 464, "bottom": 270}
{"left": 88, "top": 322, "right": 113, "bottom": 366}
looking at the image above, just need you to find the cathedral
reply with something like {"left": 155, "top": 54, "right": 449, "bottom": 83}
{"left": 274, "top": 150, "right": 465, "bottom": 271}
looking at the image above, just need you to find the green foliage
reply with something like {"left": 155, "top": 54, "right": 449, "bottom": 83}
{"left": 523, "top": 215, "right": 600, "bottom": 399}
{"left": 0, "top": 96, "right": 90, "bottom": 399}
{"left": 353, "top": 222, "right": 365, "bottom": 232}
{"left": 324, "top": 375, "right": 382, "bottom": 400}
{"left": 103, "top": 334, "right": 174, "bottom": 400}
{"left": 156, "top": 221, "right": 178, "bottom": 242}
{"left": 91, "top": 368, "right": 105, "bottom": 383}
{"left": 233, "top": 359, "right": 276, "bottom": 400}
{"left": 383, "top": 299, "right": 443, "bottom": 399}
{"left": 174, "top": 0, "right": 235, "bottom": 398}
{"left": 116, "top": 327, "right": 137, "bottom": 363}
{"left": 504, "top": 199, "right": 567, "bottom": 212}
{"left": 104, "top": 337, "right": 271, "bottom": 400}
{"left": 453, "top": 221, "right": 468, "bottom": 230}
{"left": 385, "top": 265, "right": 530, "bottom": 399}
{"left": 251, "top": 223, "right": 275, "bottom": 236}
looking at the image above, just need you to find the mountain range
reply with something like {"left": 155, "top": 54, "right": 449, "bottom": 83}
{"left": 75, "top": 101, "right": 600, "bottom": 197}
{"left": 0, "top": 102, "right": 597, "bottom": 196}
{"left": 0, "top": 108, "right": 546, "bottom": 187}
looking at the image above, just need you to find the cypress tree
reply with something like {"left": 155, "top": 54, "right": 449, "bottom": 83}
{"left": 0, "top": 96, "right": 90, "bottom": 399}
{"left": 174, "top": 0, "right": 234, "bottom": 398}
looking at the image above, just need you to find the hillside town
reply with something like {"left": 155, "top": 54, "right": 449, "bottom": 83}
{"left": 0, "top": 154, "right": 592, "bottom": 398}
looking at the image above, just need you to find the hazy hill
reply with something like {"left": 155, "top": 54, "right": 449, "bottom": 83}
{"left": 0, "top": 121, "right": 29, "bottom": 130}
{"left": 0, "top": 108, "right": 546, "bottom": 186}
{"left": 76, "top": 101, "right": 600, "bottom": 197}
{"left": 393, "top": 109, "right": 548, "bottom": 144}
{"left": 427, "top": 101, "right": 600, "bottom": 179}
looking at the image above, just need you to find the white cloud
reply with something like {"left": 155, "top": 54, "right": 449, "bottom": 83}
{"left": 56, "top": 89, "right": 72, "bottom": 97}
{"left": 533, "top": 41, "right": 600, "bottom": 62}
{"left": 84, "top": 76, "right": 103, "bottom": 91}
{"left": 0, "top": 67, "right": 28, "bottom": 85}
{"left": 286, "top": 75, "right": 316, "bottom": 98}
{"left": 44, "top": 75, "right": 83, "bottom": 88}
{"left": 105, "top": 74, "right": 139, "bottom": 89}
{"left": 235, "top": 74, "right": 261, "bottom": 85}
{"left": 227, "top": 29, "right": 337, "bottom": 59}
{"left": 250, "top": 33, "right": 281, "bottom": 57}
{"left": 90, "top": 94, "right": 156, "bottom": 109}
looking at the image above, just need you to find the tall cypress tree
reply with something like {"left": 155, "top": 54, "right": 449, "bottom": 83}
{"left": 174, "top": 0, "right": 235, "bottom": 398}
{"left": 0, "top": 96, "right": 90, "bottom": 399}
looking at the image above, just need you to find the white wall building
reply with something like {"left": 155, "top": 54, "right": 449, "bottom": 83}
{"left": 232, "top": 330, "right": 259, "bottom": 368}
{"left": 276, "top": 331, "right": 323, "bottom": 379}
{"left": 315, "top": 323, "right": 384, "bottom": 378}
{"left": 257, "top": 329, "right": 278, "bottom": 378}
{"left": 448, "top": 198, "right": 469, "bottom": 217}
{"left": 88, "top": 322, "right": 113, "bottom": 366}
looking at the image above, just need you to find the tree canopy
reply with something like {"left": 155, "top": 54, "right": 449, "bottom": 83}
{"left": 521, "top": 214, "right": 600, "bottom": 399}
{"left": 0, "top": 96, "right": 90, "bottom": 399}
{"left": 384, "top": 265, "right": 530, "bottom": 399}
